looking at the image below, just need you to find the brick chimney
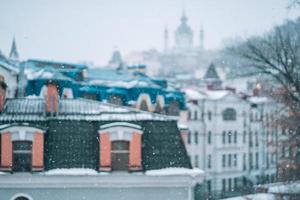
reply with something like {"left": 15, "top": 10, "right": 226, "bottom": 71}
{"left": 45, "top": 82, "right": 59, "bottom": 115}
{"left": 0, "top": 76, "right": 7, "bottom": 112}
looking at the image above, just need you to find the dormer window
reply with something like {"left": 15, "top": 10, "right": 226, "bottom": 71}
{"left": 0, "top": 125, "right": 45, "bottom": 172}
{"left": 98, "top": 122, "right": 143, "bottom": 172}
{"left": 13, "top": 141, "right": 32, "bottom": 172}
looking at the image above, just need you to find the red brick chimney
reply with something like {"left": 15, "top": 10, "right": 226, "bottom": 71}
{"left": 0, "top": 76, "right": 7, "bottom": 112}
{"left": 45, "top": 82, "right": 59, "bottom": 114}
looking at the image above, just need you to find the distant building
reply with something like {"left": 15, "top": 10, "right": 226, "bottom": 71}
{"left": 0, "top": 48, "right": 19, "bottom": 98}
{"left": 124, "top": 11, "right": 211, "bottom": 77}
{"left": 22, "top": 59, "right": 186, "bottom": 117}
{"left": 182, "top": 67, "right": 280, "bottom": 199}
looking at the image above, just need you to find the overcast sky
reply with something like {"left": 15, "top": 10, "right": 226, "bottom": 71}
{"left": 0, "top": 0, "right": 299, "bottom": 65}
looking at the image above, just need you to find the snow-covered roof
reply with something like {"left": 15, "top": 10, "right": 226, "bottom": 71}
{"left": 248, "top": 96, "right": 269, "bottom": 104}
{"left": 184, "top": 88, "right": 240, "bottom": 101}
{"left": 204, "top": 90, "right": 230, "bottom": 100}
{"left": 44, "top": 168, "right": 98, "bottom": 176}
{"left": 0, "top": 98, "right": 177, "bottom": 122}
{"left": 0, "top": 60, "right": 19, "bottom": 74}
{"left": 184, "top": 88, "right": 206, "bottom": 100}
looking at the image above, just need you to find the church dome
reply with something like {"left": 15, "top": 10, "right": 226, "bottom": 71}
{"left": 175, "top": 14, "right": 193, "bottom": 36}
{"left": 174, "top": 11, "right": 193, "bottom": 51}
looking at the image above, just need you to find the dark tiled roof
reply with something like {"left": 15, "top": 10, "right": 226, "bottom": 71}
{"left": 0, "top": 98, "right": 176, "bottom": 122}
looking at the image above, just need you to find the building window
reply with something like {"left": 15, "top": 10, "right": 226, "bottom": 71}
{"left": 12, "top": 141, "right": 32, "bottom": 172}
{"left": 207, "top": 180, "right": 212, "bottom": 194}
{"left": 234, "top": 154, "right": 237, "bottom": 167}
{"left": 222, "top": 179, "right": 226, "bottom": 192}
{"left": 11, "top": 194, "right": 33, "bottom": 200}
{"left": 111, "top": 141, "right": 130, "bottom": 171}
{"left": 228, "top": 178, "right": 232, "bottom": 191}
{"left": 222, "top": 131, "right": 226, "bottom": 144}
{"left": 108, "top": 95, "right": 124, "bottom": 105}
{"left": 222, "top": 108, "right": 236, "bottom": 121}
{"left": 207, "top": 155, "right": 211, "bottom": 169}
{"left": 195, "top": 155, "right": 199, "bottom": 167}
{"left": 208, "top": 111, "right": 212, "bottom": 121}
{"left": 282, "top": 128, "right": 286, "bottom": 135}
{"left": 234, "top": 178, "right": 238, "bottom": 189}
{"left": 194, "top": 131, "right": 198, "bottom": 144}
{"left": 255, "top": 131, "right": 258, "bottom": 147}
{"left": 139, "top": 99, "right": 149, "bottom": 111}
{"left": 228, "top": 131, "right": 232, "bottom": 144}
{"left": 208, "top": 131, "right": 211, "bottom": 144}
{"left": 98, "top": 123, "right": 143, "bottom": 172}
{"left": 188, "top": 110, "right": 191, "bottom": 120}
{"left": 266, "top": 153, "right": 269, "bottom": 169}
{"left": 228, "top": 154, "right": 232, "bottom": 167}
{"left": 194, "top": 110, "right": 198, "bottom": 120}
{"left": 249, "top": 131, "right": 253, "bottom": 147}
{"left": 255, "top": 152, "right": 259, "bottom": 169}
{"left": 222, "top": 154, "right": 226, "bottom": 168}
{"left": 168, "top": 101, "right": 180, "bottom": 116}
{"left": 249, "top": 153, "right": 253, "bottom": 170}
{"left": 243, "top": 153, "right": 246, "bottom": 170}
{"left": 234, "top": 131, "right": 237, "bottom": 143}
{"left": 187, "top": 131, "right": 191, "bottom": 144}
{"left": 243, "top": 131, "right": 246, "bottom": 144}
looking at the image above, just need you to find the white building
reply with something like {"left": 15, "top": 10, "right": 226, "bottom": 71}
{"left": 183, "top": 87, "right": 280, "bottom": 199}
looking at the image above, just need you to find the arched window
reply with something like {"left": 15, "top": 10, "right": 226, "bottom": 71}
{"left": 154, "top": 101, "right": 165, "bottom": 114}
{"left": 139, "top": 99, "right": 149, "bottom": 111}
{"left": 222, "top": 108, "right": 237, "bottom": 121}
{"left": 10, "top": 193, "right": 33, "bottom": 200}
{"left": 14, "top": 197, "right": 30, "bottom": 200}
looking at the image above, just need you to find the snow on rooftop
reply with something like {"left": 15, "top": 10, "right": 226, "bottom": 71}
{"left": 205, "top": 90, "right": 229, "bottom": 100}
{"left": 222, "top": 193, "right": 275, "bottom": 200}
{"left": 44, "top": 168, "right": 98, "bottom": 176}
{"left": 177, "top": 123, "right": 188, "bottom": 130}
{"left": 184, "top": 88, "right": 206, "bottom": 100}
{"left": 145, "top": 168, "right": 204, "bottom": 177}
{"left": 248, "top": 96, "right": 269, "bottom": 104}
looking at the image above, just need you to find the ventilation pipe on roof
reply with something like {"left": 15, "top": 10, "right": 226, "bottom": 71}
{"left": 0, "top": 76, "right": 7, "bottom": 112}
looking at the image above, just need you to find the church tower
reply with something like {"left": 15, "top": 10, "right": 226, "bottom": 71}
{"left": 174, "top": 10, "right": 193, "bottom": 52}
{"left": 199, "top": 26, "right": 204, "bottom": 50}
{"left": 164, "top": 26, "right": 169, "bottom": 52}
{"left": 9, "top": 37, "right": 19, "bottom": 61}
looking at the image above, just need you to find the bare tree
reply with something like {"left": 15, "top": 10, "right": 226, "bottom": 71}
{"left": 230, "top": 18, "right": 300, "bottom": 181}
{"left": 288, "top": 0, "right": 300, "bottom": 9}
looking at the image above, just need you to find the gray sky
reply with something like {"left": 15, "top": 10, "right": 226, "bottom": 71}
{"left": 0, "top": 0, "right": 299, "bottom": 65}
